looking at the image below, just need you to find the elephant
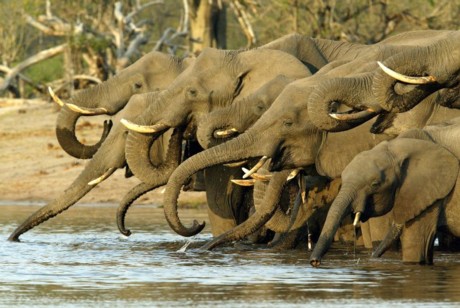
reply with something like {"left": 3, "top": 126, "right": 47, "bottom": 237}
{"left": 53, "top": 51, "right": 192, "bottom": 159}
{"left": 7, "top": 53, "right": 196, "bottom": 241}
{"left": 310, "top": 119, "right": 460, "bottom": 265}
{"left": 373, "top": 30, "right": 460, "bottom": 113}
{"left": 8, "top": 92, "right": 185, "bottom": 241}
{"left": 160, "top": 58, "right": 460, "bottom": 250}
{"left": 305, "top": 30, "right": 460, "bottom": 132}
{"left": 121, "top": 47, "right": 312, "bottom": 237}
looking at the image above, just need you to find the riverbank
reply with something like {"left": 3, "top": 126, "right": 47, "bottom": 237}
{"left": 0, "top": 100, "right": 206, "bottom": 207}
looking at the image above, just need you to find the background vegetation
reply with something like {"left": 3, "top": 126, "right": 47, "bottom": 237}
{"left": 0, "top": 0, "right": 458, "bottom": 99}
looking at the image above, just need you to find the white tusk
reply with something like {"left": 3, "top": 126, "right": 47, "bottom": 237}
{"left": 231, "top": 179, "right": 256, "bottom": 186}
{"left": 88, "top": 168, "right": 115, "bottom": 186}
{"left": 223, "top": 160, "right": 247, "bottom": 168}
{"left": 120, "top": 118, "right": 169, "bottom": 134}
{"left": 241, "top": 167, "right": 272, "bottom": 181}
{"left": 214, "top": 128, "right": 239, "bottom": 138}
{"left": 353, "top": 212, "right": 362, "bottom": 227}
{"left": 286, "top": 169, "right": 301, "bottom": 181}
{"left": 66, "top": 103, "right": 108, "bottom": 115}
{"left": 242, "top": 156, "right": 268, "bottom": 179}
{"left": 48, "top": 87, "right": 65, "bottom": 107}
{"left": 329, "top": 108, "right": 376, "bottom": 120}
{"left": 377, "top": 61, "right": 436, "bottom": 85}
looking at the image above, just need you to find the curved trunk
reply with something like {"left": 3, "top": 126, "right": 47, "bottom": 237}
{"left": 372, "top": 50, "right": 441, "bottom": 113}
{"left": 56, "top": 107, "right": 112, "bottom": 159}
{"left": 163, "top": 132, "right": 258, "bottom": 237}
{"left": 116, "top": 182, "right": 155, "bottom": 236}
{"left": 200, "top": 169, "right": 291, "bottom": 250}
{"left": 310, "top": 185, "right": 354, "bottom": 267}
{"left": 124, "top": 92, "right": 174, "bottom": 184}
{"left": 117, "top": 128, "right": 183, "bottom": 235}
{"left": 307, "top": 73, "right": 380, "bottom": 132}
{"left": 56, "top": 76, "right": 136, "bottom": 159}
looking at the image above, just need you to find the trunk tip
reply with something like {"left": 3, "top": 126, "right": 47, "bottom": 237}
{"left": 7, "top": 233, "right": 20, "bottom": 242}
{"left": 310, "top": 258, "right": 321, "bottom": 267}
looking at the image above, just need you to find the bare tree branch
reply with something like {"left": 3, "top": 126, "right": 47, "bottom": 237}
{"left": 0, "top": 44, "right": 67, "bottom": 92}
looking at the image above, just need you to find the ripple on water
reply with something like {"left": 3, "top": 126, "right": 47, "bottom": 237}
{"left": 2, "top": 204, "right": 460, "bottom": 306}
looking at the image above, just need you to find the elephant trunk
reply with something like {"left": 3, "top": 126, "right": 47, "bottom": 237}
{"left": 8, "top": 172, "right": 99, "bottom": 241}
{"left": 307, "top": 74, "right": 380, "bottom": 132}
{"left": 310, "top": 184, "right": 354, "bottom": 267}
{"left": 116, "top": 182, "right": 155, "bottom": 236}
{"left": 200, "top": 169, "right": 291, "bottom": 250}
{"left": 117, "top": 128, "right": 183, "bottom": 235}
{"left": 163, "top": 132, "right": 258, "bottom": 237}
{"left": 55, "top": 76, "right": 133, "bottom": 159}
{"left": 8, "top": 139, "right": 124, "bottom": 241}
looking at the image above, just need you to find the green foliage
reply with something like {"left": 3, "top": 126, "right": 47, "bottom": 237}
{"left": 24, "top": 55, "right": 64, "bottom": 84}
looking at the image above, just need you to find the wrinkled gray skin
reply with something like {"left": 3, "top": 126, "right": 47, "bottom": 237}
{"left": 8, "top": 96, "right": 175, "bottom": 241}
{"left": 311, "top": 120, "right": 460, "bottom": 266}
{"left": 373, "top": 30, "right": 460, "bottom": 113}
{"left": 304, "top": 30, "right": 460, "bottom": 132}
{"left": 56, "top": 51, "right": 189, "bottom": 159}
{"left": 161, "top": 68, "right": 460, "bottom": 249}
{"left": 124, "top": 47, "right": 311, "bottom": 237}
{"left": 8, "top": 54, "right": 193, "bottom": 242}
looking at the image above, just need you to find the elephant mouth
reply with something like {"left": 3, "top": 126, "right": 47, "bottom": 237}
{"left": 268, "top": 146, "right": 292, "bottom": 172}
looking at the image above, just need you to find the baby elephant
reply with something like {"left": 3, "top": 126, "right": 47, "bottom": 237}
{"left": 310, "top": 135, "right": 460, "bottom": 266}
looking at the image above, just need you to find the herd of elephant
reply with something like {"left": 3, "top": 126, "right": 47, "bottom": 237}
{"left": 7, "top": 29, "right": 460, "bottom": 267}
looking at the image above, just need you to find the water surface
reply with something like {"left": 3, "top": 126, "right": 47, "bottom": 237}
{"left": 2, "top": 203, "right": 460, "bottom": 307}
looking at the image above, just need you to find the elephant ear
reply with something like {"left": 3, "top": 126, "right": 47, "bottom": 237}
{"left": 391, "top": 139, "right": 459, "bottom": 225}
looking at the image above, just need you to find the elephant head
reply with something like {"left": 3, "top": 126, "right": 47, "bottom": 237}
{"left": 121, "top": 47, "right": 310, "bottom": 185}
{"left": 196, "top": 75, "right": 297, "bottom": 149}
{"left": 310, "top": 138, "right": 459, "bottom": 266}
{"left": 161, "top": 75, "right": 394, "bottom": 239}
{"left": 373, "top": 30, "right": 460, "bottom": 113}
{"left": 53, "top": 51, "right": 189, "bottom": 159}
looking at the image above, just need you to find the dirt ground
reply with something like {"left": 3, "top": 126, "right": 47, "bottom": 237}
{"left": 0, "top": 99, "right": 206, "bottom": 206}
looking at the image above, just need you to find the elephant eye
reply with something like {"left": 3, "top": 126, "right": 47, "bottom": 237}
{"left": 283, "top": 119, "right": 293, "bottom": 127}
{"left": 134, "top": 82, "right": 143, "bottom": 89}
{"left": 188, "top": 88, "right": 198, "bottom": 98}
{"left": 371, "top": 180, "right": 380, "bottom": 188}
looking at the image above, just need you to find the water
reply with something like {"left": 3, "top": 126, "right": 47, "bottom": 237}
{"left": 1, "top": 203, "right": 460, "bottom": 307}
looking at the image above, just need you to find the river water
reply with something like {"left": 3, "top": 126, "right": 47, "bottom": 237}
{"left": 1, "top": 202, "right": 460, "bottom": 307}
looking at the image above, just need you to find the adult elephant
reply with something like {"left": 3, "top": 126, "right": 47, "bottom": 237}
{"left": 160, "top": 68, "right": 460, "bottom": 249}
{"left": 121, "top": 47, "right": 311, "bottom": 237}
{"left": 7, "top": 93, "right": 185, "bottom": 242}
{"left": 7, "top": 53, "right": 195, "bottom": 242}
{"left": 306, "top": 30, "right": 460, "bottom": 131}
{"left": 53, "top": 51, "right": 191, "bottom": 159}
{"left": 310, "top": 119, "right": 460, "bottom": 265}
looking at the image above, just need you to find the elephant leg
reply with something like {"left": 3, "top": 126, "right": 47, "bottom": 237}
{"left": 361, "top": 212, "right": 394, "bottom": 249}
{"left": 204, "top": 165, "right": 249, "bottom": 237}
{"left": 268, "top": 224, "right": 309, "bottom": 250}
{"left": 400, "top": 204, "right": 440, "bottom": 264}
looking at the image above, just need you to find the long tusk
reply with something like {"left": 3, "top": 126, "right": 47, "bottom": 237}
{"left": 329, "top": 108, "right": 376, "bottom": 121}
{"left": 120, "top": 118, "right": 169, "bottom": 134}
{"left": 214, "top": 128, "right": 239, "bottom": 138}
{"left": 224, "top": 160, "right": 247, "bottom": 168}
{"left": 48, "top": 87, "right": 65, "bottom": 107}
{"left": 66, "top": 103, "right": 108, "bottom": 115}
{"left": 242, "top": 156, "right": 268, "bottom": 179}
{"left": 88, "top": 168, "right": 116, "bottom": 186}
{"left": 286, "top": 168, "right": 301, "bottom": 181}
{"left": 241, "top": 168, "right": 272, "bottom": 181}
{"left": 231, "top": 179, "right": 256, "bottom": 187}
{"left": 353, "top": 212, "right": 362, "bottom": 227}
{"left": 377, "top": 61, "right": 436, "bottom": 84}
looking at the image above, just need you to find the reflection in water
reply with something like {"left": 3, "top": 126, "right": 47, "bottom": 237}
{"left": 1, "top": 203, "right": 460, "bottom": 306}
